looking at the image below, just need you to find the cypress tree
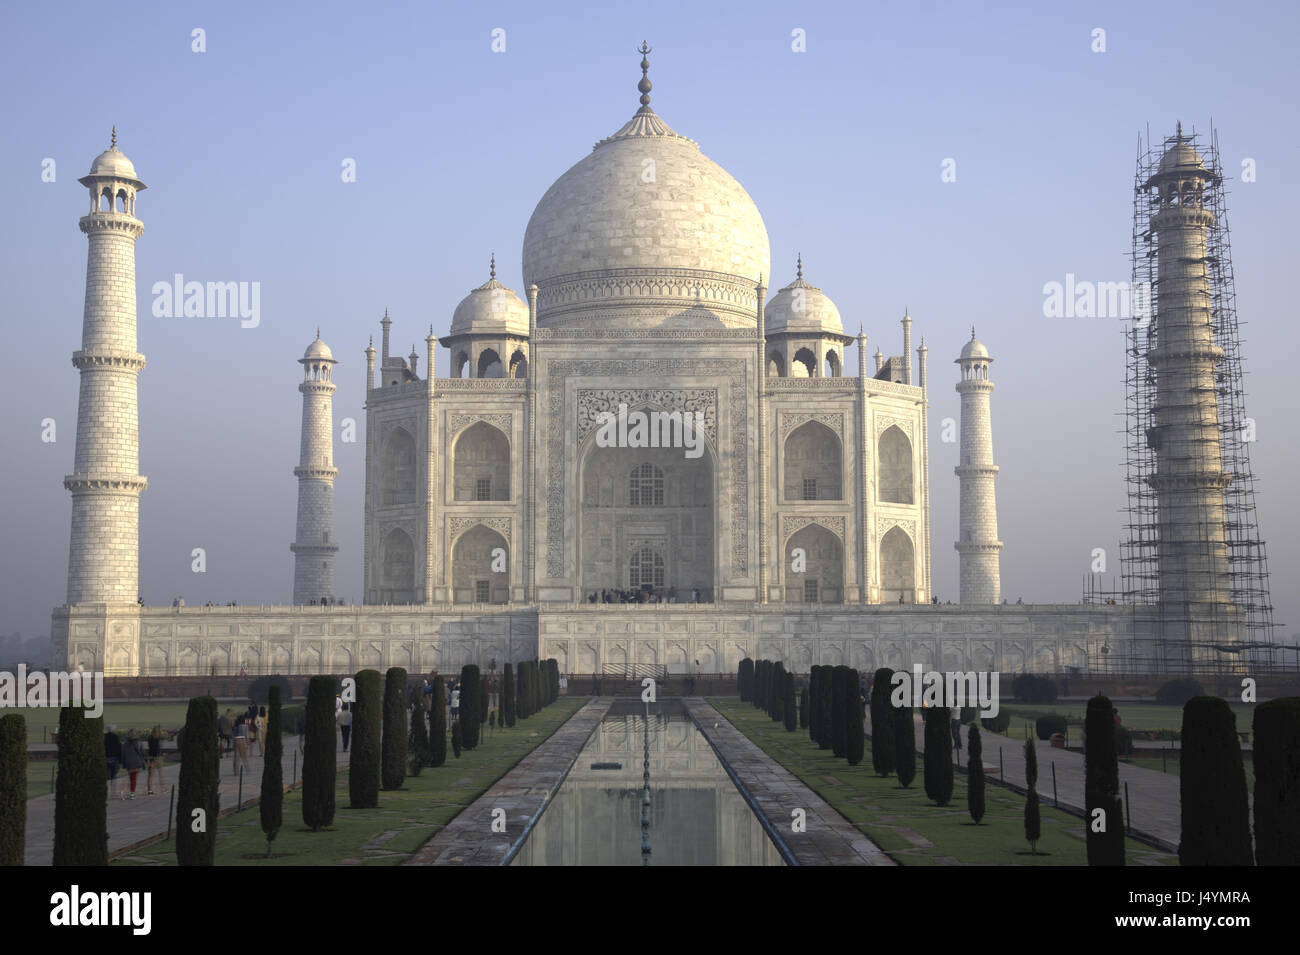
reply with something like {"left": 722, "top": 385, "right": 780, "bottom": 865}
{"left": 924, "top": 706, "right": 954, "bottom": 805}
{"left": 739, "top": 658, "right": 754, "bottom": 701}
{"left": 1024, "top": 736, "right": 1041, "bottom": 854}
{"left": 752, "top": 659, "right": 763, "bottom": 710}
{"left": 503, "top": 663, "right": 516, "bottom": 728}
{"left": 518, "top": 662, "right": 530, "bottom": 719}
{"left": 818, "top": 666, "right": 833, "bottom": 751}
{"left": 806, "top": 666, "right": 818, "bottom": 742}
{"left": 845, "top": 669, "right": 865, "bottom": 766}
{"left": 1253, "top": 697, "right": 1300, "bottom": 865}
{"left": 408, "top": 685, "right": 430, "bottom": 775}
{"left": 349, "top": 669, "right": 381, "bottom": 809}
{"left": 482, "top": 669, "right": 492, "bottom": 723}
{"left": 870, "top": 667, "right": 897, "bottom": 776}
{"left": 1084, "top": 694, "right": 1124, "bottom": 865}
{"left": 1180, "top": 696, "right": 1253, "bottom": 866}
{"left": 0, "top": 715, "right": 26, "bottom": 866}
{"left": 175, "top": 697, "right": 219, "bottom": 864}
{"left": 967, "top": 722, "right": 985, "bottom": 824}
{"left": 260, "top": 685, "right": 283, "bottom": 856}
{"left": 761, "top": 660, "right": 771, "bottom": 711}
{"left": 303, "top": 676, "right": 338, "bottom": 830}
{"left": 798, "top": 685, "right": 809, "bottom": 730}
{"left": 429, "top": 676, "right": 447, "bottom": 768}
{"left": 460, "top": 664, "right": 481, "bottom": 749}
{"left": 381, "top": 667, "right": 409, "bottom": 790}
{"left": 54, "top": 707, "right": 107, "bottom": 865}
{"left": 831, "top": 666, "right": 848, "bottom": 758}
{"left": 783, "top": 672, "right": 797, "bottom": 731}
{"left": 548, "top": 659, "right": 560, "bottom": 705}
{"left": 895, "top": 703, "right": 916, "bottom": 788}
{"left": 451, "top": 720, "right": 463, "bottom": 757}
{"left": 771, "top": 662, "right": 786, "bottom": 721}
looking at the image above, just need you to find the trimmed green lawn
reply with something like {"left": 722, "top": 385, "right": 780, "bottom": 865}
{"left": 3, "top": 702, "right": 203, "bottom": 744}
{"left": 113, "top": 698, "right": 587, "bottom": 866}
{"left": 711, "top": 699, "right": 1177, "bottom": 867}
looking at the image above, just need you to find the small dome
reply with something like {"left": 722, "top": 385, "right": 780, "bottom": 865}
{"left": 959, "top": 330, "right": 989, "bottom": 361}
{"left": 764, "top": 258, "right": 843, "bottom": 335}
{"left": 303, "top": 332, "right": 334, "bottom": 361}
{"left": 1157, "top": 123, "right": 1207, "bottom": 176}
{"left": 449, "top": 262, "right": 529, "bottom": 337}
{"left": 89, "top": 146, "right": 139, "bottom": 180}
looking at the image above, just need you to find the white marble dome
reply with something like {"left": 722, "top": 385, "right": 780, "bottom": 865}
{"left": 303, "top": 332, "right": 334, "bottom": 361}
{"left": 765, "top": 259, "right": 844, "bottom": 336}
{"left": 959, "top": 331, "right": 989, "bottom": 361}
{"left": 449, "top": 263, "right": 529, "bottom": 337}
{"left": 522, "top": 95, "right": 770, "bottom": 328}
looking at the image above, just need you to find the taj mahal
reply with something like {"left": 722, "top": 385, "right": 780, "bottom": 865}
{"left": 51, "top": 49, "right": 1271, "bottom": 680}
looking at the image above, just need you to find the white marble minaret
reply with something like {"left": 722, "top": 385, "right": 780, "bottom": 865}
{"left": 955, "top": 330, "right": 1002, "bottom": 604}
{"left": 66, "top": 130, "right": 148, "bottom": 605}
{"left": 291, "top": 331, "right": 339, "bottom": 604}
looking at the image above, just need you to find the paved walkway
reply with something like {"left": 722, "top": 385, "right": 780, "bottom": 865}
{"left": 405, "top": 698, "right": 611, "bottom": 866}
{"left": 685, "top": 699, "right": 894, "bottom": 866}
{"left": 879, "top": 713, "right": 1189, "bottom": 852}
{"left": 25, "top": 735, "right": 350, "bottom": 865}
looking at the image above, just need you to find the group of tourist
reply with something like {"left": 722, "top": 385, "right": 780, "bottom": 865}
{"left": 218, "top": 705, "right": 268, "bottom": 772}
{"left": 588, "top": 586, "right": 702, "bottom": 604}
{"left": 103, "top": 725, "right": 165, "bottom": 799}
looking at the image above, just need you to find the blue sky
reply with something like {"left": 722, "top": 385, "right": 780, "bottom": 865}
{"left": 1, "top": 0, "right": 1296, "bottom": 645}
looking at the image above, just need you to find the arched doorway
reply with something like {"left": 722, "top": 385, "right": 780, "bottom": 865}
{"left": 579, "top": 425, "right": 714, "bottom": 601}
{"left": 785, "top": 524, "right": 843, "bottom": 603}
{"left": 452, "top": 524, "right": 509, "bottom": 604}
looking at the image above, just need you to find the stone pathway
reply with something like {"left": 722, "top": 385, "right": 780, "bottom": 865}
{"left": 885, "top": 713, "right": 1189, "bottom": 853}
{"left": 405, "top": 699, "right": 611, "bottom": 866}
{"left": 25, "top": 736, "right": 350, "bottom": 865}
{"left": 683, "top": 698, "right": 894, "bottom": 866}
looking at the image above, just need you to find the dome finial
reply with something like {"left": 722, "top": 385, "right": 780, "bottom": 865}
{"left": 110, "top": 125, "right": 117, "bottom": 149}
{"left": 971, "top": 325, "right": 977, "bottom": 340}
{"left": 1176, "top": 120, "right": 1183, "bottom": 143}
{"left": 796, "top": 253, "right": 803, "bottom": 281}
{"left": 637, "top": 41, "right": 653, "bottom": 109}
{"left": 490, "top": 252, "right": 496, "bottom": 280}
{"left": 316, "top": 326, "right": 321, "bottom": 340}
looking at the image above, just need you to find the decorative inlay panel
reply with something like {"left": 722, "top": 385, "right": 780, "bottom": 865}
{"left": 577, "top": 389, "right": 717, "bottom": 444}
{"left": 448, "top": 516, "right": 512, "bottom": 543}
{"left": 779, "top": 411, "right": 844, "bottom": 440}
{"left": 781, "top": 515, "right": 846, "bottom": 541}
{"left": 448, "top": 412, "right": 512, "bottom": 438}
{"left": 875, "top": 415, "right": 915, "bottom": 440}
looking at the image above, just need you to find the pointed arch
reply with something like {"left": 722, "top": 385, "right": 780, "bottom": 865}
{"left": 878, "top": 425, "right": 914, "bottom": 504}
{"left": 783, "top": 420, "right": 842, "bottom": 501}
{"left": 381, "top": 427, "right": 417, "bottom": 505}
{"left": 453, "top": 421, "right": 510, "bottom": 501}
{"left": 879, "top": 525, "right": 915, "bottom": 603}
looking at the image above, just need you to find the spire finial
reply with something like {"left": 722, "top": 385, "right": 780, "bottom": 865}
{"left": 368, "top": 335, "right": 374, "bottom": 348}
{"left": 1176, "top": 120, "right": 1184, "bottom": 142}
{"left": 382, "top": 307, "right": 390, "bottom": 322}
{"left": 490, "top": 253, "right": 496, "bottom": 280}
{"left": 316, "top": 326, "right": 320, "bottom": 340}
{"left": 637, "top": 41, "right": 653, "bottom": 108}
{"left": 796, "top": 253, "right": 803, "bottom": 281}
{"left": 110, "top": 126, "right": 117, "bottom": 149}
{"left": 971, "top": 325, "right": 976, "bottom": 340}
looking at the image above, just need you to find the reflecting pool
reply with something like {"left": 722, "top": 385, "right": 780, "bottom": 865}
{"left": 510, "top": 701, "right": 786, "bottom": 866}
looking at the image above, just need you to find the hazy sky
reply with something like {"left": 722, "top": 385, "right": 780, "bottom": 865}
{"left": 2, "top": 1, "right": 1296, "bottom": 644}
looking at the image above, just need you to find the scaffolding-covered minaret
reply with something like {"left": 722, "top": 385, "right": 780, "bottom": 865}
{"left": 1123, "top": 123, "right": 1276, "bottom": 673}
